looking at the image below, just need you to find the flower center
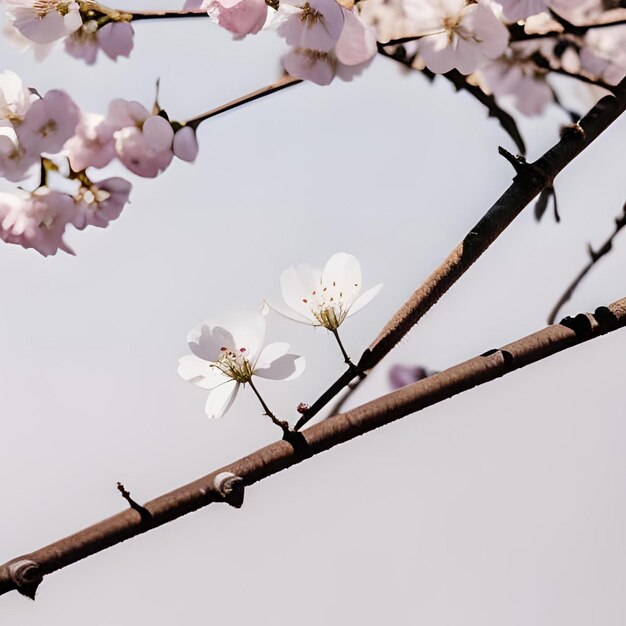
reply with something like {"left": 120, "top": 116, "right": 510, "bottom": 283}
{"left": 37, "top": 119, "right": 58, "bottom": 138}
{"left": 300, "top": 2, "right": 323, "bottom": 25}
{"left": 214, "top": 347, "right": 253, "bottom": 383}
{"left": 302, "top": 280, "right": 358, "bottom": 330}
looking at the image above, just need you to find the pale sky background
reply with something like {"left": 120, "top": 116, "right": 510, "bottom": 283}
{"left": 1, "top": 3, "right": 626, "bottom": 625}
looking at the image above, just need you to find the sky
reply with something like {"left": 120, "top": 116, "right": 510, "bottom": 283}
{"left": 1, "top": 3, "right": 626, "bottom": 625}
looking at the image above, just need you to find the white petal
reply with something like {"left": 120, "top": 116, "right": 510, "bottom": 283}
{"left": 204, "top": 380, "right": 239, "bottom": 419}
{"left": 280, "top": 263, "right": 322, "bottom": 322}
{"left": 188, "top": 323, "right": 236, "bottom": 362}
{"left": 255, "top": 354, "right": 306, "bottom": 381}
{"left": 321, "top": 252, "right": 362, "bottom": 297}
{"left": 177, "top": 354, "right": 229, "bottom": 389}
{"left": 255, "top": 341, "right": 290, "bottom": 368}
{"left": 263, "top": 298, "right": 316, "bottom": 325}
{"left": 347, "top": 283, "right": 382, "bottom": 317}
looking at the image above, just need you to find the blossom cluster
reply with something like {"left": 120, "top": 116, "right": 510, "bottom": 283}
{"left": 3, "top": 0, "right": 625, "bottom": 115}
{"left": 178, "top": 252, "right": 382, "bottom": 420}
{"left": 0, "top": 69, "right": 198, "bottom": 255}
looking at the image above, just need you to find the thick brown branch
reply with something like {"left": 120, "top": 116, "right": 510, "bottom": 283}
{"left": 2, "top": 297, "right": 626, "bottom": 598}
{"left": 548, "top": 202, "right": 626, "bottom": 324}
{"left": 360, "top": 76, "right": 626, "bottom": 372}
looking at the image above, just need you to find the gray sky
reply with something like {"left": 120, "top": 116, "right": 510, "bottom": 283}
{"left": 1, "top": 3, "right": 626, "bottom": 624}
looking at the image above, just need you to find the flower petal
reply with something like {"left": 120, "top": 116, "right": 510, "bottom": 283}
{"left": 321, "top": 252, "right": 361, "bottom": 299}
{"left": 178, "top": 354, "right": 229, "bottom": 389}
{"left": 204, "top": 380, "right": 239, "bottom": 419}
{"left": 255, "top": 353, "right": 306, "bottom": 381}
{"left": 263, "top": 298, "right": 315, "bottom": 325}
{"left": 280, "top": 263, "right": 321, "bottom": 323}
{"left": 188, "top": 323, "right": 236, "bottom": 362}
{"left": 347, "top": 282, "right": 382, "bottom": 317}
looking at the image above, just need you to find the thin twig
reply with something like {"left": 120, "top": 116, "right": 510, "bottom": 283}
{"left": 2, "top": 297, "right": 626, "bottom": 599}
{"left": 183, "top": 75, "right": 302, "bottom": 130}
{"left": 248, "top": 379, "right": 291, "bottom": 436}
{"left": 548, "top": 202, "right": 626, "bottom": 324}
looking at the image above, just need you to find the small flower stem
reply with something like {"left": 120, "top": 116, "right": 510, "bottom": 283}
{"left": 331, "top": 329, "right": 357, "bottom": 371}
{"left": 247, "top": 379, "right": 291, "bottom": 436}
{"left": 184, "top": 75, "right": 302, "bottom": 130}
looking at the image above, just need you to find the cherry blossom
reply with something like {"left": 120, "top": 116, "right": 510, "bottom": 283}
{"left": 480, "top": 52, "right": 553, "bottom": 116}
{"left": 266, "top": 252, "right": 382, "bottom": 330}
{"left": 208, "top": 0, "right": 268, "bottom": 37}
{"left": 114, "top": 114, "right": 174, "bottom": 178}
{"left": 277, "top": 0, "right": 345, "bottom": 52}
{"left": 5, "top": 0, "right": 82, "bottom": 44}
{"left": 97, "top": 22, "right": 134, "bottom": 60}
{"left": 72, "top": 176, "right": 132, "bottom": 230}
{"left": 0, "top": 123, "right": 38, "bottom": 181}
{"left": 282, "top": 8, "right": 377, "bottom": 84}
{"left": 178, "top": 313, "right": 305, "bottom": 419}
{"left": 65, "top": 111, "right": 116, "bottom": 171}
{"left": 105, "top": 100, "right": 174, "bottom": 177}
{"left": 173, "top": 126, "right": 199, "bottom": 162}
{"left": 0, "top": 187, "right": 76, "bottom": 256}
{"left": 17, "top": 89, "right": 80, "bottom": 154}
{"left": 0, "top": 69, "right": 34, "bottom": 122}
{"left": 405, "top": 0, "right": 509, "bottom": 75}
{"left": 497, "top": 0, "right": 548, "bottom": 21}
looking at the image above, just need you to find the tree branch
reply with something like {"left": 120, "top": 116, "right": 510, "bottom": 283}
{"left": 548, "top": 202, "right": 626, "bottom": 324}
{"left": 297, "top": 75, "right": 626, "bottom": 428}
{"left": 183, "top": 75, "right": 302, "bottom": 130}
{"left": 2, "top": 297, "right": 626, "bottom": 599}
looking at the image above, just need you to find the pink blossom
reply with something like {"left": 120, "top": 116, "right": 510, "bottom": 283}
{"left": 73, "top": 176, "right": 132, "bottom": 230}
{"left": 64, "top": 20, "right": 99, "bottom": 64}
{"left": 0, "top": 188, "right": 76, "bottom": 256}
{"left": 0, "top": 69, "right": 34, "bottom": 122}
{"left": 0, "top": 123, "right": 38, "bottom": 181}
{"left": 497, "top": 0, "right": 547, "bottom": 21}
{"left": 2, "top": 22, "right": 55, "bottom": 60}
{"left": 65, "top": 112, "right": 116, "bottom": 171}
{"left": 115, "top": 115, "right": 174, "bottom": 178}
{"left": 278, "top": 0, "right": 345, "bottom": 52}
{"left": 406, "top": 0, "right": 509, "bottom": 75}
{"left": 207, "top": 0, "right": 268, "bottom": 37}
{"left": 282, "top": 9, "right": 376, "bottom": 85}
{"left": 17, "top": 89, "right": 80, "bottom": 154}
{"left": 6, "top": 0, "right": 82, "bottom": 44}
{"left": 173, "top": 126, "right": 199, "bottom": 162}
{"left": 105, "top": 98, "right": 151, "bottom": 130}
{"left": 480, "top": 56, "right": 553, "bottom": 116}
{"left": 98, "top": 22, "right": 134, "bottom": 60}
{"left": 65, "top": 20, "right": 133, "bottom": 65}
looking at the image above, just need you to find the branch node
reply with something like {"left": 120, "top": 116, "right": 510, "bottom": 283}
{"left": 117, "top": 482, "right": 152, "bottom": 523}
{"left": 594, "top": 305, "right": 620, "bottom": 332}
{"left": 558, "top": 313, "right": 594, "bottom": 338}
{"left": 560, "top": 121, "right": 586, "bottom": 141}
{"left": 214, "top": 472, "right": 245, "bottom": 508}
{"left": 497, "top": 146, "right": 530, "bottom": 176}
{"left": 8, "top": 560, "right": 42, "bottom": 600}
